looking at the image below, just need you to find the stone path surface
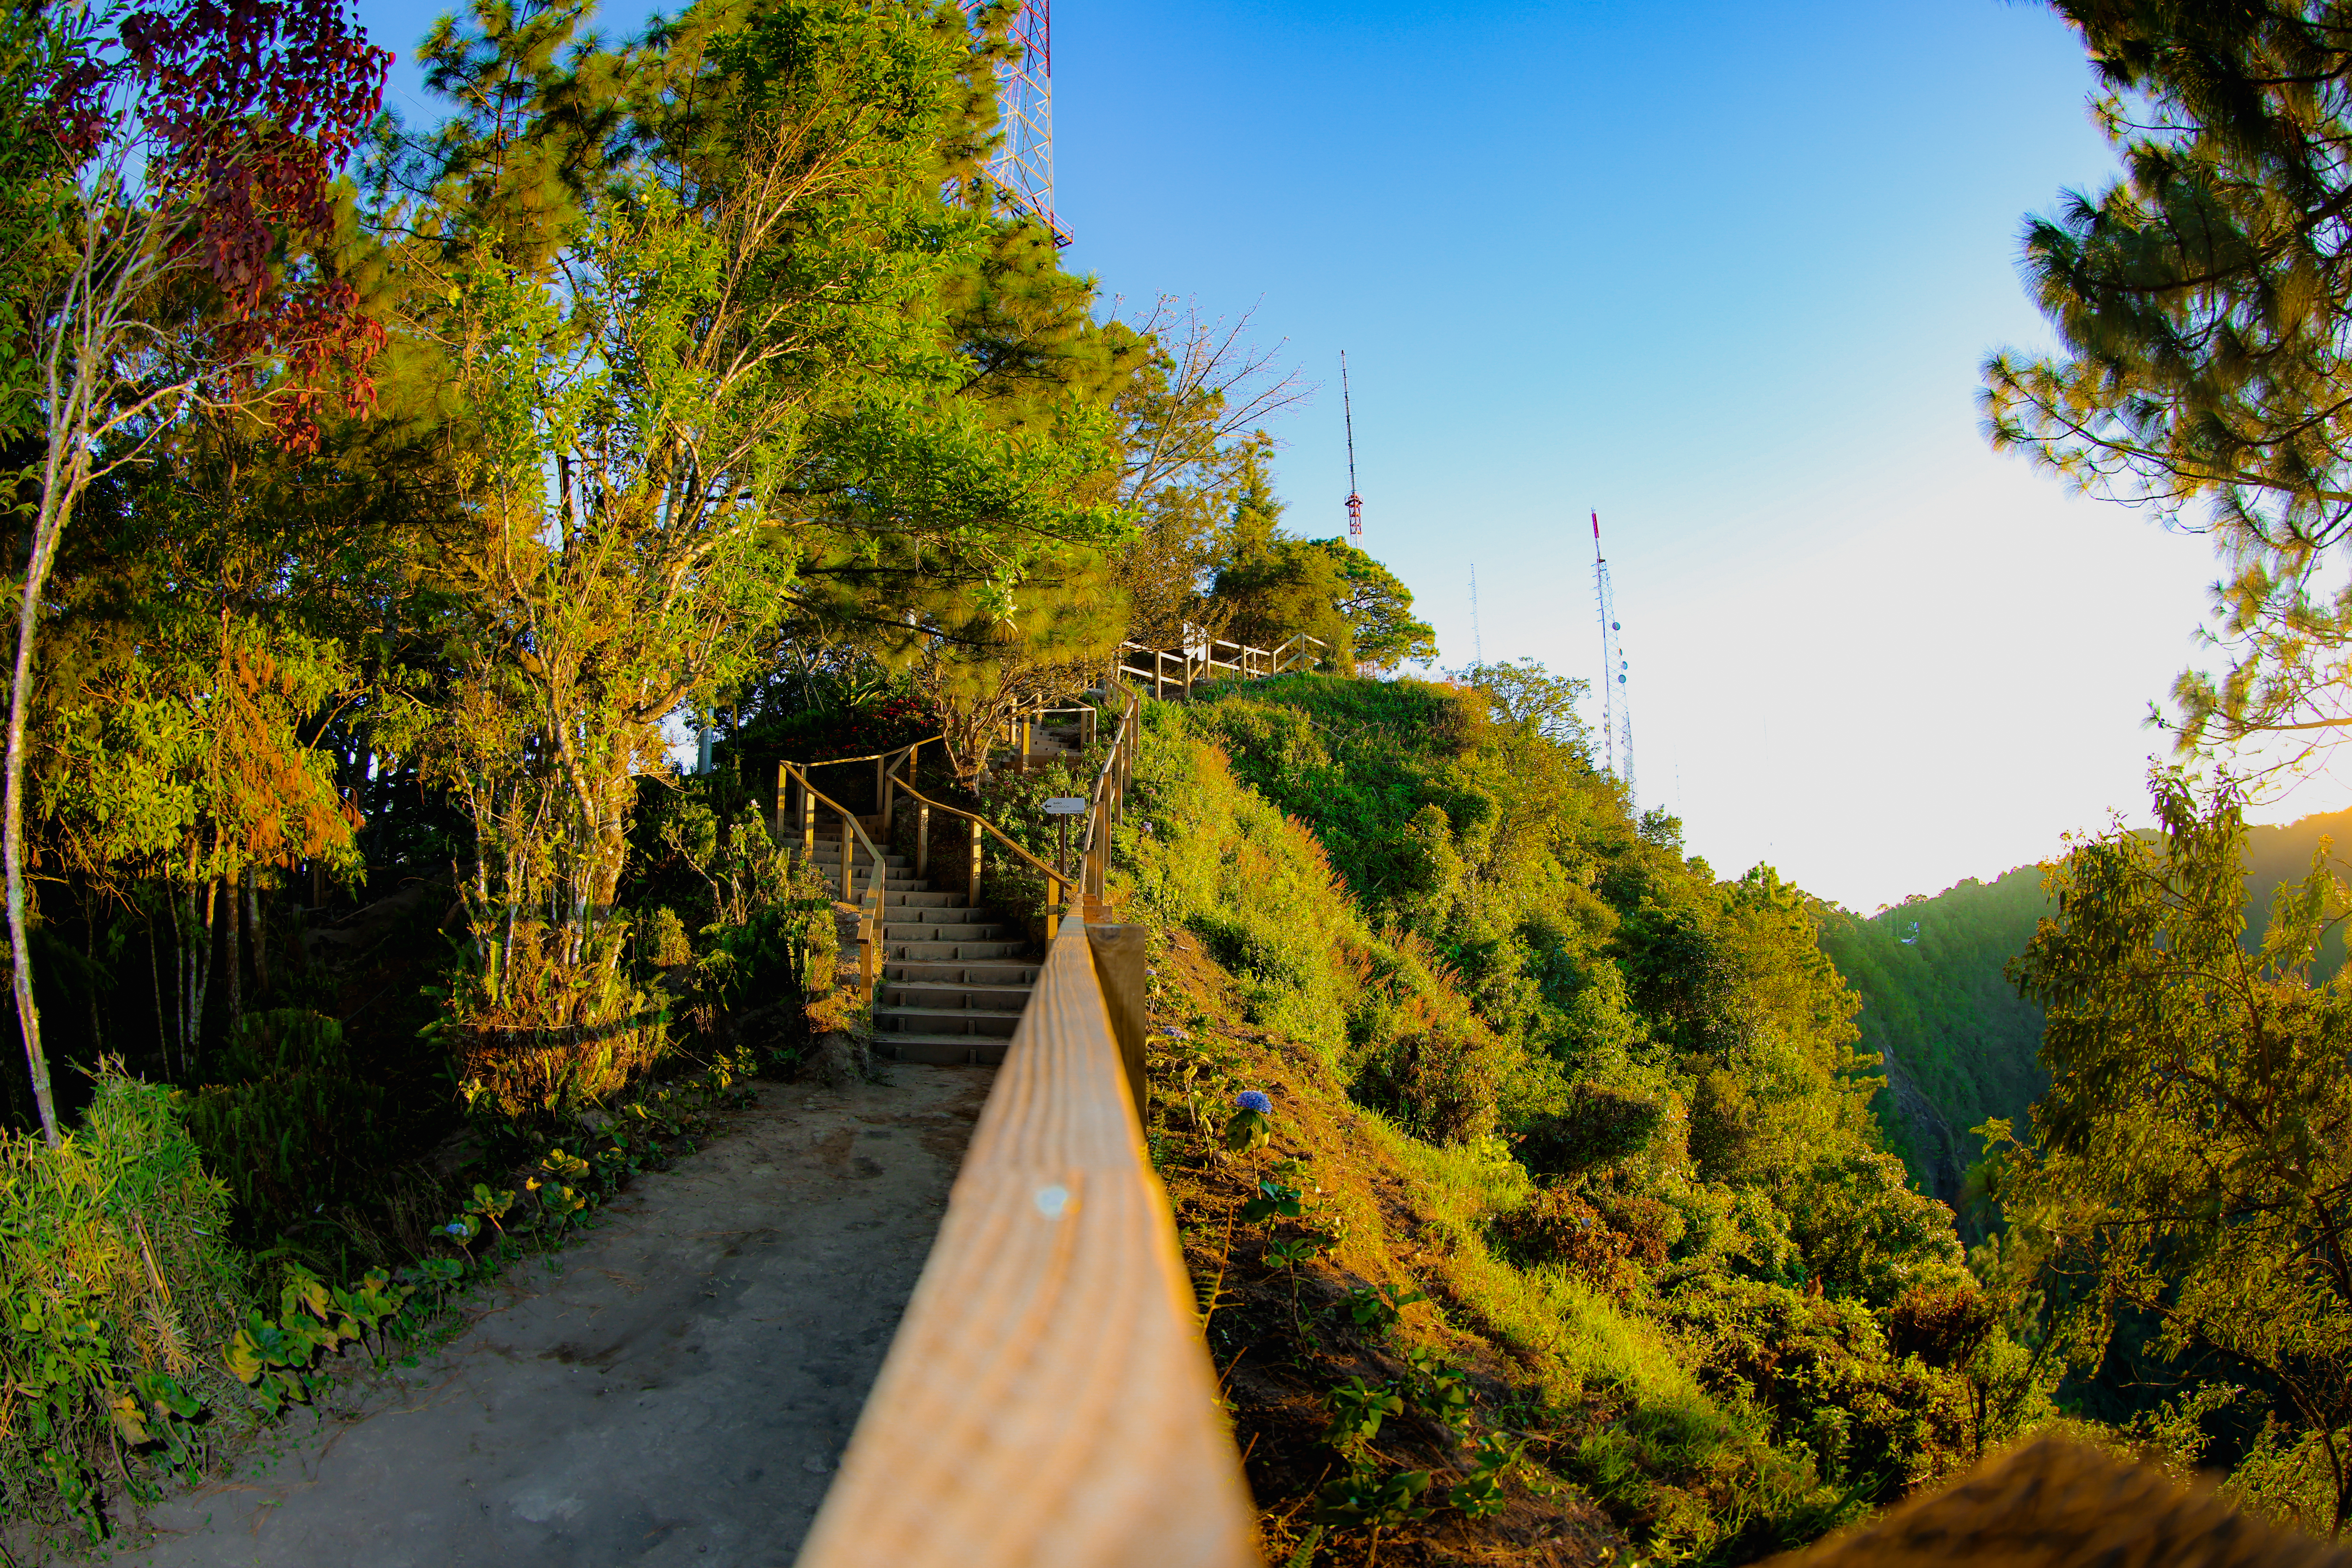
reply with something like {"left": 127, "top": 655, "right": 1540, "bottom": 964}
{"left": 114, "top": 1066, "right": 993, "bottom": 1568}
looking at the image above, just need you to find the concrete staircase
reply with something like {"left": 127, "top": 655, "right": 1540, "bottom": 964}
{"left": 804, "top": 816, "right": 1041, "bottom": 1066}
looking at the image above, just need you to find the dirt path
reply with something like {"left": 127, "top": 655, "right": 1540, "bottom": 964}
{"left": 113, "top": 1066, "right": 993, "bottom": 1568}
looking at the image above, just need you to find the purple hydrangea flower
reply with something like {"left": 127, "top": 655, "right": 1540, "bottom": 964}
{"left": 1234, "top": 1090, "right": 1273, "bottom": 1115}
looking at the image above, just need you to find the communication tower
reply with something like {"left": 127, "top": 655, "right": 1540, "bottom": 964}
{"left": 1341, "top": 351, "right": 1363, "bottom": 538}
{"left": 978, "top": 1, "right": 1068, "bottom": 246}
{"left": 1470, "top": 562, "right": 1483, "bottom": 664}
{"left": 1592, "top": 511, "right": 1635, "bottom": 804}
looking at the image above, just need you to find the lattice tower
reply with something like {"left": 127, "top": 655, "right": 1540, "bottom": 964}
{"left": 976, "top": 0, "right": 1068, "bottom": 247}
{"left": 1592, "top": 511, "right": 1635, "bottom": 804}
{"left": 1470, "top": 562, "right": 1483, "bottom": 664}
{"left": 1341, "top": 351, "right": 1363, "bottom": 538}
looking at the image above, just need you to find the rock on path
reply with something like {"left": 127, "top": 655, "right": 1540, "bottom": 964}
{"left": 115, "top": 1066, "right": 993, "bottom": 1568}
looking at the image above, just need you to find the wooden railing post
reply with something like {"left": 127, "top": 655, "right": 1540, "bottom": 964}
{"left": 881, "top": 763, "right": 896, "bottom": 836}
{"left": 1085, "top": 923, "right": 1149, "bottom": 1126}
{"left": 840, "top": 813, "right": 854, "bottom": 901}
{"left": 916, "top": 801, "right": 930, "bottom": 879}
{"left": 967, "top": 817, "right": 983, "bottom": 908}
{"left": 874, "top": 755, "right": 885, "bottom": 816}
{"left": 801, "top": 780, "right": 816, "bottom": 860}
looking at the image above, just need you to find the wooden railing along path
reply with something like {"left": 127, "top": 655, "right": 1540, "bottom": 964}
{"left": 794, "top": 914, "right": 1258, "bottom": 1567}
{"left": 769, "top": 643, "right": 1343, "bottom": 1562}
{"left": 759, "top": 629, "right": 1322, "bottom": 932}
{"left": 775, "top": 759, "right": 889, "bottom": 1003}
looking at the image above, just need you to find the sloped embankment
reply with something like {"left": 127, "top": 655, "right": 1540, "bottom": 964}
{"left": 1120, "top": 680, "right": 2002, "bottom": 1566}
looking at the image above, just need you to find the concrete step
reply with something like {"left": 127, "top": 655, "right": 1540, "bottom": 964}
{"left": 883, "top": 906, "right": 995, "bottom": 928}
{"left": 872, "top": 1033, "right": 1010, "bottom": 1067}
{"left": 882, "top": 922, "right": 1008, "bottom": 943}
{"left": 871, "top": 1005, "right": 1019, "bottom": 1039}
{"left": 807, "top": 848, "right": 912, "bottom": 870}
{"left": 878, "top": 980, "right": 1033, "bottom": 1012}
{"left": 883, "top": 889, "right": 963, "bottom": 908}
{"left": 884, "top": 960, "right": 1043, "bottom": 986}
{"left": 799, "top": 856, "right": 923, "bottom": 884}
{"left": 812, "top": 877, "right": 930, "bottom": 897}
{"left": 885, "top": 939, "right": 1028, "bottom": 962}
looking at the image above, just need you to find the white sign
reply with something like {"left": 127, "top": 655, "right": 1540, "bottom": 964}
{"left": 1043, "top": 797, "right": 1088, "bottom": 815}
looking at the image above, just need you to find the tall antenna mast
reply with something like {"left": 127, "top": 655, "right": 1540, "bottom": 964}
{"left": 975, "top": 1, "right": 1068, "bottom": 247}
{"left": 1592, "top": 511, "right": 1635, "bottom": 804}
{"left": 1341, "top": 351, "right": 1363, "bottom": 539}
{"left": 1470, "top": 562, "right": 1483, "bottom": 664}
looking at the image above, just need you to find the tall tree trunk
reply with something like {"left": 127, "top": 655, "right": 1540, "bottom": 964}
{"left": 177, "top": 881, "right": 215, "bottom": 1081}
{"left": 176, "top": 885, "right": 194, "bottom": 1078}
{"left": 149, "top": 910, "right": 174, "bottom": 1082}
{"left": 248, "top": 865, "right": 267, "bottom": 1001}
{"left": 5, "top": 461, "right": 77, "bottom": 1146}
{"left": 195, "top": 876, "right": 216, "bottom": 1071}
{"left": 85, "top": 918, "right": 102, "bottom": 1062}
{"left": 224, "top": 868, "right": 242, "bottom": 1041}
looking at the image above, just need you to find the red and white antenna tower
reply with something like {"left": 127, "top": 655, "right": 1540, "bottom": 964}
{"left": 1341, "top": 351, "right": 1363, "bottom": 538}
{"left": 977, "top": 2, "right": 1068, "bottom": 247}
{"left": 1592, "top": 511, "right": 1635, "bottom": 804}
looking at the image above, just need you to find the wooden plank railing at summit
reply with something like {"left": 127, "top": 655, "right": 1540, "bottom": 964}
{"left": 793, "top": 913, "right": 1260, "bottom": 1568}
{"left": 1118, "top": 631, "right": 1331, "bottom": 700}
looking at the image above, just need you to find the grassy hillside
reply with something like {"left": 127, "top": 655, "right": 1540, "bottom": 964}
{"left": 1819, "top": 807, "right": 2352, "bottom": 1207}
{"left": 1116, "top": 675, "right": 2030, "bottom": 1565}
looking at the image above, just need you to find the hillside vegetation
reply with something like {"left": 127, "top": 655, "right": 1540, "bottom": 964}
{"left": 1120, "top": 673, "right": 2036, "bottom": 1564}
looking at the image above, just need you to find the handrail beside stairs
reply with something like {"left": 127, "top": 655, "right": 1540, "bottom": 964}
{"left": 793, "top": 914, "right": 1260, "bottom": 1568}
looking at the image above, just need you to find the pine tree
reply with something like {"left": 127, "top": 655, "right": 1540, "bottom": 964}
{"left": 1987, "top": 3, "right": 2352, "bottom": 764}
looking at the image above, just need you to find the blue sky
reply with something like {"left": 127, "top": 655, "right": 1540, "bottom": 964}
{"left": 356, "top": 0, "right": 2321, "bottom": 910}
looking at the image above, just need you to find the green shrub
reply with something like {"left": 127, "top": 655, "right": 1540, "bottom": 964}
{"left": 182, "top": 1009, "right": 392, "bottom": 1237}
{"left": 1350, "top": 1019, "right": 1505, "bottom": 1144}
{"left": 0, "top": 1068, "right": 249, "bottom": 1539}
{"left": 1516, "top": 1079, "right": 1666, "bottom": 1176}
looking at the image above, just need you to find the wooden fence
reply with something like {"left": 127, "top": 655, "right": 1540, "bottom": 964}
{"left": 885, "top": 761, "right": 1076, "bottom": 938}
{"left": 1074, "top": 679, "right": 1139, "bottom": 919}
{"left": 777, "top": 759, "right": 888, "bottom": 1002}
{"left": 1118, "top": 631, "right": 1331, "bottom": 700}
{"left": 755, "top": 627, "right": 1319, "bottom": 925}
{"left": 793, "top": 915, "right": 1260, "bottom": 1568}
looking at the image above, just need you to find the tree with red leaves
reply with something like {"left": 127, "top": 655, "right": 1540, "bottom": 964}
{"left": 7, "top": 0, "right": 390, "bottom": 1145}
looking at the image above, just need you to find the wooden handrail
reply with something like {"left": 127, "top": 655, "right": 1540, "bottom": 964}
{"left": 781, "top": 761, "right": 887, "bottom": 1001}
{"left": 1077, "top": 678, "right": 1139, "bottom": 913}
{"left": 794, "top": 917, "right": 1260, "bottom": 1568}
{"left": 790, "top": 741, "right": 928, "bottom": 767}
{"left": 886, "top": 773, "right": 1072, "bottom": 936}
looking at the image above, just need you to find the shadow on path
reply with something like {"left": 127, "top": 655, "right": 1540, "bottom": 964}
{"left": 116, "top": 1066, "right": 993, "bottom": 1568}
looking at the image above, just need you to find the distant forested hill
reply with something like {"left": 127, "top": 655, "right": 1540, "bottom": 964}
{"left": 1819, "top": 870, "right": 2051, "bottom": 1207}
{"left": 1823, "top": 807, "right": 2352, "bottom": 1207}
